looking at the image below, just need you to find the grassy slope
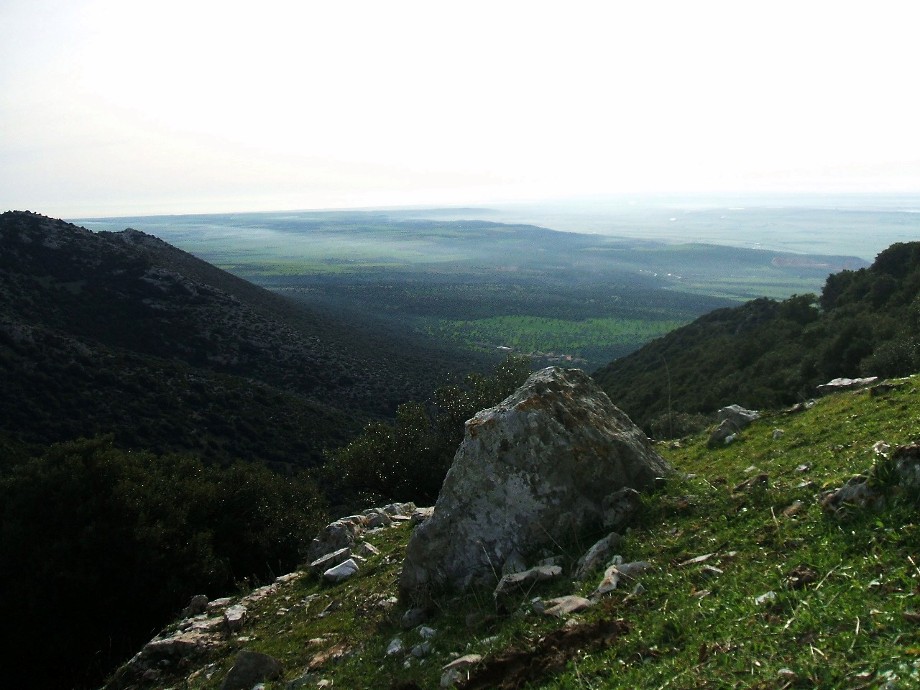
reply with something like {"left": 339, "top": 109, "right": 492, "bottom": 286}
{"left": 127, "top": 376, "right": 920, "bottom": 690}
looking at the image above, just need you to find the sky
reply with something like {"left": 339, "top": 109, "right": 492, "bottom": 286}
{"left": 1, "top": 0, "right": 919, "bottom": 218}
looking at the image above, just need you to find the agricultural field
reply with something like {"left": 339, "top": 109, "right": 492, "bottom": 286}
{"left": 78, "top": 210, "right": 868, "bottom": 371}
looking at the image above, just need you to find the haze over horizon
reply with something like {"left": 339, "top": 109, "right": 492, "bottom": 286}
{"left": 2, "top": 1, "right": 919, "bottom": 218}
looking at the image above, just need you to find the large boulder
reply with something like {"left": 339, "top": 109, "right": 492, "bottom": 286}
{"left": 399, "top": 367, "right": 670, "bottom": 601}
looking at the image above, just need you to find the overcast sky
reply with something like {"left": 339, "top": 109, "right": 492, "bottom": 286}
{"left": 2, "top": 0, "right": 918, "bottom": 217}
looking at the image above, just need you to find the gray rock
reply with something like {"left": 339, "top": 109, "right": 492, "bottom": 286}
{"left": 385, "top": 638, "right": 404, "bottom": 656}
{"left": 410, "top": 506, "right": 435, "bottom": 526}
{"left": 309, "top": 547, "right": 353, "bottom": 576}
{"left": 223, "top": 604, "right": 247, "bottom": 634}
{"left": 399, "top": 367, "right": 669, "bottom": 599}
{"left": 363, "top": 509, "right": 392, "bottom": 529}
{"left": 718, "top": 404, "right": 760, "bottom": 426}
{"left": 354, "top": 542, "right": 380, "bottom": 558}
{"left": 182, "top": 594, "right": 209, "bottom": 618}
{"left": 707, "top": 405, "right": 760, "bottom": 447}
{"left": 602, "top": 488, "right": 641, "bottom": 529}
{"left": 383, "top": 502, "right": 417, "bottom": 517}
{"left": 306, "top": 519, "right": 363, "bottom": 563}
{"left": 206, "top": 596, "right": 233, "bottom": 612}
{"left": 401, "top": 607, "right": 429, "bottom": 630}
{"left": 493, "top": 565, "right": 562, "bottom": 599}
{"left": 575, "top": 532, "right": 622, "bottom": 580}
{"left": 440, "top": 654, "right": 482, "bottom": 687}
{"left": 816, "top": 376, "right": 878, "bottom": 396}
{"left": 500, "top": 550, "right": 527, "bottom": 575}
{"left": 323, "top": 559, "right": 359, "bottom": 583}
{"left": 592, "top": 560, "right": 651, "bottom": 597}
{"left": 411, "top": 641, "right": 432, "bottom": 658}
{"left": 418, "top": 626, "right": 437, "bottom": 639}
{"left": 220, "top": 650, "right": 283, "bottom": 690}
{"left": 543, "top": 595, "right": 594, "bottom": 617}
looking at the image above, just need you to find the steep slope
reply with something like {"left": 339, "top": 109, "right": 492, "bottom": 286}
{"left": 593, "top": 241, "right": 920, "bottom": 433}
{"left": 104, "top": 374, "right": 920, "bottom": 690}
{"left": 0, "top": 211, "right": 478, "bottom": 464}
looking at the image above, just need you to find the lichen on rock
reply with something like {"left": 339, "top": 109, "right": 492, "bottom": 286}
{"left": 399, "top": 366, "right": 670, "bottom": 601}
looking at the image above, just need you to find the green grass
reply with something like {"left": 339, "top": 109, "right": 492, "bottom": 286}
{"left": 420, "top": 315, "right": 689, "bottom": 366}
{"left": 122, "top": 375, "right": 920, "bottom": 690}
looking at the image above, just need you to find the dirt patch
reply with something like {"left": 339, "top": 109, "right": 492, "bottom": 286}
{"left": 457, "top": 618, "right": 628, "bottom": 690}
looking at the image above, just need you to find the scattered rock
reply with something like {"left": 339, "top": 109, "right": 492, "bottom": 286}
{"left": 306, "top": 519, "right": 364, "bottom": 563}
{"left": 182, "top": 594, "right": 209, "bottom": 618}
{"left": 820, "top": 476, "right": 881, "bottom": 515}
{"left": 355, "top": 542, "right": 380, "bottom": 558}
{"left": 543, "top": 595, "right": 594, "bottom": 617}
{"left": 386, "top": 638, "right": 405, "bottom": 656}
{"left": 411, "top": 642, "right": 432, "bottom": 658}
{"left": 309, "top": 547, "right": 353, "bottom": 576}
{"left": 816, "top": 376, "right": 878, "bottom": 396}
{"left": 223, "top": 605, "right": 247, "bottom": 635}
{"left": 493, "top": 565, "right": 563, "bottom": 605}
{"left": 772, "top": 429, "right": 785, "bottom": 440}
{"left": 219, "top": 650, "right": 283, "bottom": 690}
{"left": 411, "top": 506, "right": 435, "bottom": 526}
{"left": 708, "top": 405, "right": 760, "bottom": 447}
{"left": 575, "top": 532, "right": 622, "bottom": 580}
{"left": 419, "top": 626, "right": 437, "bottom": 640}
{"left": 592, "top": 560, "right": 651, "bottom": 598}
{"left": 754, "top": 591, "right": 776, "bottom": 606}
{"left": 440, "top": 654, "right": 482, "bottom": 688}
{"left": 679, "top": 553, "right": 714, "bottom": 567}
{"left": 363, "top": 509, "right": 392, "bottom": 529}
{"left": 784, "top": 400, "right": 817, "bottom": 414}
{"left": 400, "top": 367, "right": 669, "bottom": 600}
{"left": 207, "top": 597, "right": 233, "bottom": 612}
{"left": 323, "top": 559, "right": 359, "bottom": 583}
{"left": 401, "top": 607, "right": 429, "bottom": 630}
{"left": 719, "top": 404, "right": 761, "bottom": 427}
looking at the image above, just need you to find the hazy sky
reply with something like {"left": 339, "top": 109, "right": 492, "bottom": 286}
{"left": 2, "top": 0, "right": 918, "bottom": 217}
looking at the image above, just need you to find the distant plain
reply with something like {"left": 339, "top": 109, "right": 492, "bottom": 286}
{"left": 77, "top": 195, "right": 915, "bottom": 371}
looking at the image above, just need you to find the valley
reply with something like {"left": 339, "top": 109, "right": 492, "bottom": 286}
{"left": 78, "top": 209, "right": 869, "bottom": 371}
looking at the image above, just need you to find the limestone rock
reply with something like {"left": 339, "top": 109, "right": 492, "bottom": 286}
{"left": 182, "top": 594, "right": 209, "bottom": 618}
{"left": 543, "top": 595, "right": 594, "bottom": 617}
{"left": 219, "top": 650, "right": 283, "bottom": 690}
{"left": 718, "top": 404, "right": 760, "bottom": 426}
{"left": 493, "top": 565, "right": 562, "bottom": 601}
{"left": 309, "top": 547, "right": 352, "bottom": 576}
{"left": 306, "top": 519, "right": 363, "bottom": 563}
{"left": 223, "top": 605, "right": 247, "bottom": 635}
{"left": 816, "top": 376, "right": 878, "bottom": 396}
{"left": 323, "top": 558, "right": 359, "bottom": 583}
{"left": 708, "top": 405, "right": 760, "bottom": 447}
{"left": 575, "top": 532, "right": 622, "bottom": 580}
{"left": 592, "top": 560, "right": 651, "bottom": 598}
{"left": 399, "top": 367, "right": 669, "bottom": 599}
{"left": 441, "top": 654, "right": 483, "bottom": 687}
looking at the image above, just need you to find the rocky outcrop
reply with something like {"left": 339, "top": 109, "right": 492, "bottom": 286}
{"left": 817, "top": 377, "right": 878, "bottom": 396}
{"left": 399, "top": 367, "right": 670, "bottom": 600}
{"left": 708, "top": 404, "right": 760, "bottom": 447}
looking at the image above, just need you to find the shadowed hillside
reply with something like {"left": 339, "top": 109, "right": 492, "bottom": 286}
{"left": 594, "top": 242, "right": 920, "bottom": 434}
{"left": 0, "top": 211, "right": 483, "bottom": 465}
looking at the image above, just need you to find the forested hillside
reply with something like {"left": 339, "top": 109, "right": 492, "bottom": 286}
{"left": 0, "top": 211, "right": 482, "bottom": 465}
{"left": 594, "top": 242, "right": 920, "bottom": 434}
